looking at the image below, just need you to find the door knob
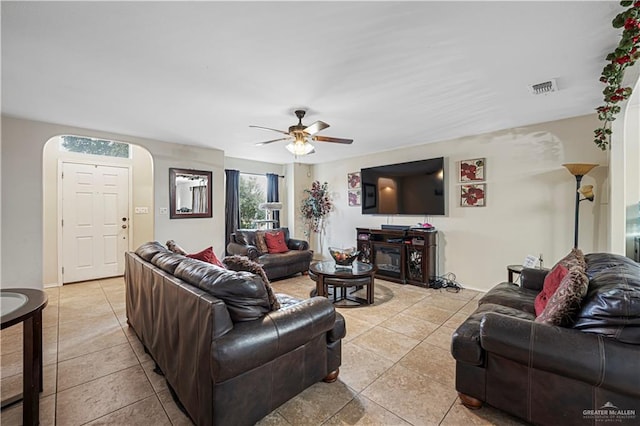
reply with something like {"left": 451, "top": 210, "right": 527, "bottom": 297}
{"left": 122, "top": 224, "right": 128, "bottom": 229}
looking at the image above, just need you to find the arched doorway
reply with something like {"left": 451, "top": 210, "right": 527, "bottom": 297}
{"left": 42, "top": 135, "right": 154, "bottom": 286}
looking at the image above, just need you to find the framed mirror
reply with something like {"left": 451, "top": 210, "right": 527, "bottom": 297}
{"left": 169, "top": 168, "right": 212, "bottom": 219}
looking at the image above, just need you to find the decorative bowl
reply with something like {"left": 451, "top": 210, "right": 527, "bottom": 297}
{"left": 329, "top": 247, "right": 360, "bottom": 267}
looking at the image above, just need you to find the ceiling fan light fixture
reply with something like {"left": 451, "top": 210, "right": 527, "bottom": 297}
{"left": 286, "top": 139, "right": 314, "bottom": 156}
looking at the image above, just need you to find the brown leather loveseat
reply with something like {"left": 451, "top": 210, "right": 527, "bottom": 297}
{"left": 227, "top": 228, "right": 313, "bottom": 280}
{"left": 451, "top": 252, "right": 640, "bottom": 426}
{"left": 125, "top": 242, "right": 345, "bottom": 426}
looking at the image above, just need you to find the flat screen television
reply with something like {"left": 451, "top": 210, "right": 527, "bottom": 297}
{"left": 361, "top": 157, "right": 445, "bottom": 215}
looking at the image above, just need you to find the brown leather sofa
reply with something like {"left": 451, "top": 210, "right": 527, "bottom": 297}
{"left": 125, "top": 242, "right": 345, "bottom": 426}
{"left": 451, "top": 253, "right": 640, "bottom": 426}
{"left": 226, "top": 228, "right": 313, "bottom": 280}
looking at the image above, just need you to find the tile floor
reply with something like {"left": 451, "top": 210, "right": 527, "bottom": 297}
{"left": 0, "top": 275, "right": 528, "bottom": 425}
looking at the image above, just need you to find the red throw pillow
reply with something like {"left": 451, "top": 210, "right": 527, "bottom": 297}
{"left": 187, "top": 246, "right": 225, "bottom": 268}
{"left": 534, "top": 264, "right": 568, "bottom": 316}
{"left": 264, "top": 231, "right": 289, "bottom": 254}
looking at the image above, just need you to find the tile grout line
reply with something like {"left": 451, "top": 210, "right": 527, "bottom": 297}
{"left": 99, "top": 278, "right": 176, "bottom": 425}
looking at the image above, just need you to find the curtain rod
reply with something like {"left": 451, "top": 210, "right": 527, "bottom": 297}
{"left": 240, "top": 171, "right": 285, "bottom": 178}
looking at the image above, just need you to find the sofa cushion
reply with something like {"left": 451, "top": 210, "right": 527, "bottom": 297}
{"left": 151, "top": 251, "right": 185, "bottom": 274}
{"left": 478, "top": 282, "right": 538, "bottom": 315}
{"left": 535, "top": 267, "right": 589, "bottom": 326}
{"left": 234, "top": 229, "right": 257, "bottom": 246}
{"left": 534, "top": 264, "right": 568, "bottom": 316}
{"left": 174, "top": 258, "right": 270, "bottom": 322}
{"left": 264, "top": 230, "right": 289, "bottom": 254}
{"left": 187, "top": 246, "right": 225, "bottom": 268}
{"left": 136, "top": 241, "right": 168, "bottom": 261}
{"left": 573, "top": 253, "right": 640, "bottom": 344}
{"left": 223, "top": 255, "right": 280, "bottom": 311}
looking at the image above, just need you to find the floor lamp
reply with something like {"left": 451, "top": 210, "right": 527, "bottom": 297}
{"left": 562, "top": 163, "right": 597, "bottom": 248}
{"left": 258, "top": 202, "right": 282, "bottom": 229}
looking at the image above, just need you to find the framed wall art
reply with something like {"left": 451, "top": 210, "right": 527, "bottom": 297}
{"left": 348, "top": 172, "right": 361, "bottom": 189}
{"left": 459, "top": 158, "right": 485, "bottom": 182}
{"left": 347, "top": 172, "right": 361, "bottom": 206}
{"left": 348, "top": 189, "right": 361, "bottom": 206}
{"left": 461, "top": 184, "right": 486, "bottom": 207}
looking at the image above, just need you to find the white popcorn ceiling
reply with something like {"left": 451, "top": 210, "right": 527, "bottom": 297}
{"left": 1, "top": 1, "right": 624, "bottom": 164}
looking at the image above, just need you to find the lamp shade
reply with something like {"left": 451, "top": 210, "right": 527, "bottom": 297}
{"left": 258, "top": 202, "right": 282, "bottom": 211}
{"left": 579, "top": 185, "right": 594, "bottom": 200}
{"left": 562, "top": 163, "right": 598, "bottom": 176}
{"left": 285, "top": 140, "right": 315, "bottom": 156}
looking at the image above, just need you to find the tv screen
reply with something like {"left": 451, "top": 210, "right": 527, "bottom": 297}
{"left": 361, "top": 157, "right": 445, "bottom": 215}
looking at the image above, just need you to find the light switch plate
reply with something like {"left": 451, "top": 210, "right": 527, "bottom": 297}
{"left": 159, "top": 207, "right": 168, "bottom": 215}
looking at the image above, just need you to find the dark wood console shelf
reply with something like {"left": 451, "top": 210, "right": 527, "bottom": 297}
{"left": 356, "top": 227, "right": 437, "bottom": 287}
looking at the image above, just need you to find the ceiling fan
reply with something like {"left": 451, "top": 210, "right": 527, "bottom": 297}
{"left": 250, "top": 110, "right": 353, "bottom": 156}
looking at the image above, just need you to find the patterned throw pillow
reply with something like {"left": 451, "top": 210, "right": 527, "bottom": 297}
{"left": 254, "top": 231, "right": 269, "bottom": 255}
{"left": 535, "top": 266, "right": 589, "bottom": 326}
{"left": 166, "top": 240, "right": 188, "bottom": 255}
{"left": 264, "top": 230, "right": 289, "bottom": 254}
{"left": 555, "top": 248, "right": 586, "bottom": 270}
{"left": 222, "top": 255, "right": 281, "bottom": 311}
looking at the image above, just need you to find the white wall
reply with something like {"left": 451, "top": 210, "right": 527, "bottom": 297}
{"left": 314, "top": 114, "right": 609, "bottom": 292}
{"left": 1, "top": 116, "right": 225, "bottom": 289}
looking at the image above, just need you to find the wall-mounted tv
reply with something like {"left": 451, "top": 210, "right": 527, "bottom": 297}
{"left": 361, "top": 157, "right": 445, "bottom": 215}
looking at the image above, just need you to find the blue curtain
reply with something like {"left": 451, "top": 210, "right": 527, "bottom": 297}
{"left": 225, "top": 169, "right": 240, "bottom": 254}
{"left": 266, "top": 173, "right": 280, "bottom": 228}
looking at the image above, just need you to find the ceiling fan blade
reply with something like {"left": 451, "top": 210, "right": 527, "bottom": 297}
{"left": 303, "top": 120, "right": 330, "bottom": 136}
{"left": 313, "top": 135, "right": 353, "bottom": 144}
{"left": 255, "top": 137, "right": 290, "bottom": 146}
{"left": 249, "top": 125, "right": 290, "bottom": 136}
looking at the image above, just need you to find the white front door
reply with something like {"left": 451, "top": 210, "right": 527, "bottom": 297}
{"left": 62, "top": 162, "right": 129, "bottom": 283}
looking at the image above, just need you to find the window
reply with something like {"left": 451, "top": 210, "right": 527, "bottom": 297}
{"left": 239, "top": 174, "right": 267, "bottom": 228}
{"left": 59, "top": 135, "right": 130, "bottom": 158}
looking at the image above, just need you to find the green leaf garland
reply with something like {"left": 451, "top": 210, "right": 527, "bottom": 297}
{"left": 594, "top": 1, "right": 640, "bottom": 150}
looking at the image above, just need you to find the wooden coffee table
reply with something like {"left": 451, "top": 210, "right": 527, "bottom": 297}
{"left": 309, "top": 261, "right": 376, "bottom": 307}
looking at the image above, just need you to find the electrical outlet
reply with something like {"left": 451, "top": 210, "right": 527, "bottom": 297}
{"left": 159, "top": 207, "right": 168, "bottom": 215}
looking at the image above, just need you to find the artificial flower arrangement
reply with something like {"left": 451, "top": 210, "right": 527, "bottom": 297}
{"left": 300, "top": 181, "right": 333, "bottom": 236}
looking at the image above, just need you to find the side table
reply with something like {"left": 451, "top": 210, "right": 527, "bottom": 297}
{"left": 1, "top": 288, "right": 48, "bottom": 426}
{"left": 507, "top": 265, "right": 524, "bottom": 283}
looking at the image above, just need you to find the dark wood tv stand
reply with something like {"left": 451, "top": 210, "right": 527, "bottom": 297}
{"left": 356, "top": 227, "right": 437, "bottom": 287}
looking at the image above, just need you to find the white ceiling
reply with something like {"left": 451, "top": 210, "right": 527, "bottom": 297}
{"left": 1, "top": 1, "right": 621, "bottom": 164}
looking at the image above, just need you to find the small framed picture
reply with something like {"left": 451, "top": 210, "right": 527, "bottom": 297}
{"left": 459, "top": 158, "right": 485, "bottom": 182}
{"left": 363, "top": 183, "right": 377, "bottom": 209}
{"left": 348, "top": 189, "right": 361, "bottom": 206}
{"left": 461, "top": 184, "right": 486, "bottom": 207}
{"left": 348, "top": 172, "right": 361, "bottom": 189}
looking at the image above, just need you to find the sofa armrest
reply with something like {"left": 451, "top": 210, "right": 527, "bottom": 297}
{"left": 288, "top": 238, "right": 309, "bottom": 251}
{"left": 226, "top": 242, "right": 259, "bottom": 260}
{"left": 211, "top": 297, "right": 340, "bottom": 382}
{"left": 520, "top": 267, "right": 548, "bottom": 292}
{"left": 480, "top": 312, "right": 639, "bottom": 396}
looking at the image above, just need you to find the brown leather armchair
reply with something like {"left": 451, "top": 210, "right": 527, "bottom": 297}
{"left": 451, "top": 253, "right": 640, "bottom": 426}
{"left": 226, "top": 228, "right": 313, "bottom": 280}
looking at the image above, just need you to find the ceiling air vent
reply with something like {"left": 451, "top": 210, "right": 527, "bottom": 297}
{"left": 528, "top": 79, "right": 558, "bottom": 95}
